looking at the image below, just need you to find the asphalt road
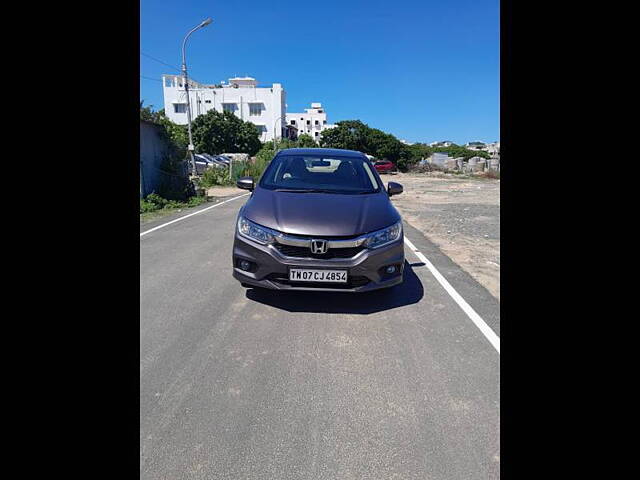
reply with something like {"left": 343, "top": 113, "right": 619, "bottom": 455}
{"left": 140, "top": 194, "right": 500, "bottom": 480}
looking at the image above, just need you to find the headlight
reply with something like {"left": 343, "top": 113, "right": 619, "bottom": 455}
{"left": 364, "top": 221, "right": 402, "bottom": 249}
{"left": 237, "top": 216, "right": 276, "bottom": 244}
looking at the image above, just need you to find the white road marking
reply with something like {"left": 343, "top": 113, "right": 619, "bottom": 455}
{"left": 140, "top": 193, "right": 250, "bottom": 238}
{"left": 404, "top": 236, "right": 500, "bottom": 354}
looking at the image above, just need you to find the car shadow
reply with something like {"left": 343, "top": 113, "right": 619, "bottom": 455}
{"left": 245, "top": 260, "right": 424, "bottom": 314}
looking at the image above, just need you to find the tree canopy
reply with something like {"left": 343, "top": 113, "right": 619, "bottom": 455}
{"left": 319, "top": 120, "right": 408, "bottom": 163}
{"left": 191, "top": 110, "right": 262, "bottom": 156}
{"left": 296, "top": 133, "right": 318, "bottom": 148}
{"left": 140, "top": 102, "right": 188, "bottom": 159}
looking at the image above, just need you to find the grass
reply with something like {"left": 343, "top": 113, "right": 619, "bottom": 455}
{"left": 140, "top": 193, "right": 208, "bottom": 223}
{"left": 197, "top": 158, "right": 270, "bottom": 188}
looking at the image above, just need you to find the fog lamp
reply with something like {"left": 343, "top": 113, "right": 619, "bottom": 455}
{"left": 240, "top": 260, "right": 251, "bottom": 271}
{"left": 386, "top": 265, "right": 396, "bottom": 274}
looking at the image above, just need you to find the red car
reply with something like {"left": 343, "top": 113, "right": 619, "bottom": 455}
{"left": 374, "top": 160, "right": 397, "bottom": 174}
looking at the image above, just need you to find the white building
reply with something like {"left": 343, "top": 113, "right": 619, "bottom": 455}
{"left": 286, "top": 103, "right": 336, "bottom": 143}
{"left": 429, "top": 140, "right": 455, "bottom": 147}
{"left": 162, "top": 75, "right": 287, "bottom": 142}
{"left": 464, "top": 141, "right": 500, "bottom": 155}
{"left": 486, "top": 141, "right": 500, "bottom": 156}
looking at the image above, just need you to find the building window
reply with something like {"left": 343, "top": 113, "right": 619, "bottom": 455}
{"left": 306, "top": 120, "right": 310, "bottom": 125}
{"left": 249, "top": 103, "right": 263, "bottom": 116}
{"left": 205, "top": 100, "right": 211, "bottom": 104}
{"left": 164, "top": 77, "right": 173, "bottom": 87}
{"left": 255, "top": 125, "right": 267, "bottom": 133}
{"left": 315, "top": 120, "right": 319, "bottom": 125}
{"left": 314, "top": 132, "right": 319, "bottom": 137}
{"left": 290, "top": 120, "right": 296, "bottom": 125}
{"left": 323, "top": 120, "right": 327, "bottom": 124}
{"left": 222, "top": 103, "right": 237, "bottom": 113}
{"left": 318, "top": 110, "right": 323, "bottom": 113}
{"left": 173, "top": 103, "right": 187, "bottom": 114}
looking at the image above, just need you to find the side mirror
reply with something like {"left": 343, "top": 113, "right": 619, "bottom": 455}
{"left": 237, "top": 176, "right": 254, "bottom": 191}
{"left": 387, "top": 182, "right": 403, "bottom": 196}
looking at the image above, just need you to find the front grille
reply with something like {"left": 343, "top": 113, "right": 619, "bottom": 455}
{"left": 266, "top": 273, "right": 370, "bottom": 289}
{"left": 273, "top": 243, "right": 365, "bottom": 259}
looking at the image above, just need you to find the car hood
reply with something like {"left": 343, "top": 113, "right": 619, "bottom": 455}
{"left": 242, "top": 187, "right": 401, "bottom": 237}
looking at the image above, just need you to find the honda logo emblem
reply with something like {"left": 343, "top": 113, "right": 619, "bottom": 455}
{"left": 310, "top": 239, "right": 328, "bottom": 254}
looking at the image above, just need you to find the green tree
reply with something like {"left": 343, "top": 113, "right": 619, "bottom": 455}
{"left": 319, "top": 120, "right": 370, "bottom": 152}
{"left": 140, "top": 101, "right": 158, "bottom": 122}
{"left": 406, "top": 143, "right": 432, "bottom": 162}
{"left": 319, "top": 120, "right": 412, "bottom": 168}
{"left": 140, "top": 102, "right": 188, "bottom": 159}
{"left": 432, "top": 145, "right": 490, "bottom": 160}
{"left": 191, "top": 110, "right": 262, "bottom": 156}
{"left": 296, "top": 133, "right": 317, "bottom": 148}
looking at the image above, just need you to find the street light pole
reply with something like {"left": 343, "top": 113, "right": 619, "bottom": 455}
{"left": 273, "top": 115, "right": 283, "bottom": 154}
{"left": 181, "top": 17, "right": 212, "bottom": 177}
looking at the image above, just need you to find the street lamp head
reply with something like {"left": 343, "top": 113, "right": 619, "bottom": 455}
{"left": 200, "top": 17, "right": 213, "bottom": 27}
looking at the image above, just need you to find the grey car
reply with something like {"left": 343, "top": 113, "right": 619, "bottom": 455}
{"left": 232, "top": 148, "right": 405, "bottom": 292}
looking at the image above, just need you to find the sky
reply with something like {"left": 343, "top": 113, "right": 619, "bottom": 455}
{"left": 140, "top": 0, "right": 499, "bottom": 145}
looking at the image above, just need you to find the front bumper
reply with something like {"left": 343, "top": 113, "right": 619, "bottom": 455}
{"left": 232, "top": 233, "right": 405, "bottom": 292}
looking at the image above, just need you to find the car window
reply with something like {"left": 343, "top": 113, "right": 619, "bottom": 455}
{"left": 260, "top": 155, "right": 380, "bottom": 194}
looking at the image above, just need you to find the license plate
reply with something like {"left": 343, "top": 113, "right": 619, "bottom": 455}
{"left": 289, "top": 269, "right": 348, "bottom": 283}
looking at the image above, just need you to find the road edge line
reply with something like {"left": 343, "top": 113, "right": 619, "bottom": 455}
{"left": 140, "top": 193, "right": 250, "bottom": 238}
{"left": 404, "top": 236, "right": 500, "bottom": 354}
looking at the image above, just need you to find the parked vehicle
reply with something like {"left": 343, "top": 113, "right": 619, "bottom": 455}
{"left": 232, "top": 148, "right": 405, "bottom": 292}
{"left": 194, "top": 154, "right": 216, "bottom": 175}
{"left": 374, "top": 160, "right": 397, "bottom": 174}
{"left": 193, "top": 154, "right": 231, "bottom": 174}
{"left": 213, "top": 155, "right": 232, "bottom": 165}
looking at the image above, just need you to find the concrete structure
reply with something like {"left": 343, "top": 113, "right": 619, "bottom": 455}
{"left": 140, "top": 120, "right": 170, "bottom": 198}
{"left": 162, "top": 75, "right": 287, "bottom": 142}
{"left": 140, "top": 120, "right": 187, "bottom": 198}
{"left": 286, "top": 103, "right": 336, "bottom": 143}
{"left": 429, "top": 152, "right": 452, "bottom": 166}
{"left": 429, "top": 141, "right": 455, "bottom": 147}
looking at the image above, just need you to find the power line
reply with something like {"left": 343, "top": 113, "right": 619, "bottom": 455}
{"left": 140, "top": 52, "right": 181, "bottom": 72}
{"left": 140, "top": 75, "right": 162, "bottom": 82}
{"left": 140, "top": 51, "right": 204, "bottom": 85}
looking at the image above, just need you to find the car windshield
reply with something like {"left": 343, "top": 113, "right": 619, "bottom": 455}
{"left": 259, "top": 154, "right": 380, "bottom": 194}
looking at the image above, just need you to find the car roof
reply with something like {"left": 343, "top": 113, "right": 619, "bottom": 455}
{"left": 277, "top": 148, "right": 366, "bottom": 158}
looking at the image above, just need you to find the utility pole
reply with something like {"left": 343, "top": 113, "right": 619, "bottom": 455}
{"left": 181, "top": 18, "right": 212, "bottom": 177}
{"left": 273, "top": 115, "right": 283, "bottom": 154}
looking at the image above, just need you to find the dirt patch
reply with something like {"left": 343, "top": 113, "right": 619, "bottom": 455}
{"left": 389, "top": 172, "right": 500, "bottom": 301}
{"left": 206, "top": 186, "right": 244, "bottom": 198}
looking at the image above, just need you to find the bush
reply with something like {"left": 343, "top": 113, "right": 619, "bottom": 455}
{"left": 145, "top": 193, "right": 168, "bottom": 208}
{"left": 140, "top": 193, "right": 207, "bottom": 214}
{"left": 140, "top": 199, "right": 159, "bottom": 213}
{"left": 198, "top": 157, "right": 271, "bottom": 188}
{"left": 199, "top": 167, "right": 232, "bottom": 187}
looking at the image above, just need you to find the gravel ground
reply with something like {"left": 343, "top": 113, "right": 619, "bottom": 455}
{"left": 206, "top": 186, "right": 245, "bottom": 197}
{"left": 389, "top": 172, "right": 500, "bottom": 300}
